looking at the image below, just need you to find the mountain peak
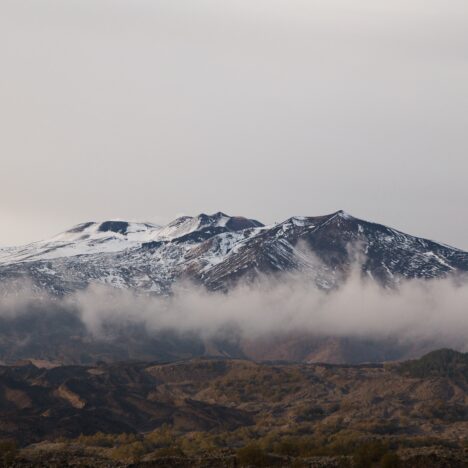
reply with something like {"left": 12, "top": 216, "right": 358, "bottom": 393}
{"left": 197, "top": 211, "right": 228, "bottom": 219}
{"left": 1, "top": 211, "right": 466, "bottom": 292}
{"left": 334, "top": 210, "right": 353, "bottom": 219}
{"left": 156, "top": 212, "right": 263, "bottom": 241}
{"left": 98, "top": 221, "right": 130, "bottom": 235}
{"left": 65, "top": 221, "right": 97, "bottom": 234}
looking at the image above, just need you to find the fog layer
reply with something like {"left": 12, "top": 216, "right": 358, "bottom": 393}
{"left": 1, "top": 273, "right": 465, "bottom": 352}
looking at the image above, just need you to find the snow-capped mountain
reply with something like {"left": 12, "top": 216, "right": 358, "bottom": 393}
{"left": 0, "top": 211, "right": 467, "bottom": 296}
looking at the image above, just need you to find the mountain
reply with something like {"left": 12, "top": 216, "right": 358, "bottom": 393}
{"left": 0, "top": 211, "right": 467, "bottom": 366}
{"left": 0, "top": 210, "right": 467, "bottom": 296}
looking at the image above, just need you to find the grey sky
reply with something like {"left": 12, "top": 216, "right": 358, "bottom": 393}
{"left": 1, "top": 0, "right": 467, "bottom": 248}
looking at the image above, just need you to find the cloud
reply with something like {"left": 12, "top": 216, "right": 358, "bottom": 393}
{"left": 56, "top": 272, "right": 467, "bottom": 351}
{"left": 0, "top": 268, "right": 467, "bottom": 354}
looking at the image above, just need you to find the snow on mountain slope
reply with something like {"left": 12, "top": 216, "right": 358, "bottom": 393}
{"left": 0, "top": 211, "right": 467, "bottom": 296}
{"left": 0, "top": 221, "right": 161, "bottom": 265}
{"left": 0, "top": 213, "right": 263, "bottom": 265}
{"left": 154, "top": 212, "right": 263, "bottom": 241}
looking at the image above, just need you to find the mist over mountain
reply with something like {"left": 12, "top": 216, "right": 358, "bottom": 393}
{"left": 0, "top": 211, "right": 467, "bottom": 366}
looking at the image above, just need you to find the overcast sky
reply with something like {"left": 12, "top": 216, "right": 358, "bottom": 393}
{"left": 1, "top": 0, "right": 467, "bottom": 248}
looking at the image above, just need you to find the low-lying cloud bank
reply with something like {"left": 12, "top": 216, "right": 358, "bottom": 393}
{"left": 1, "top": 271, "right": 466, "bottom": 352}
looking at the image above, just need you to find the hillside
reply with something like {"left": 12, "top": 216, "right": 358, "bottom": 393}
{"left": 0, "top": 351, "right": 467, "bottom": 466}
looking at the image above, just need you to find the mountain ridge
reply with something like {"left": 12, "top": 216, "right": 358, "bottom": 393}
{"left": 0, "top": 210, "right": 467, "bottom": 296}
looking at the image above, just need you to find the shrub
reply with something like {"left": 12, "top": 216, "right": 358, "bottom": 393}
{"left": 144, "top": 425, "right": 175, "bottom": 448}
{"left": 111, "top": 441, "right": 146, "bottom": 462}
{"left": 352, "top": 440, "right": 388, "bottom": 468}
{"left": 152, "top": 446, "right": 185, "bottom": 458}
{"left": 380, "top": 452, "right": 401, "bottom": 468}
{"left": 77, "top": 431, "right": 116, "bottom": 447}
{"left": 272, "top": 437, "right": 300, "bottom": 456}
{"left": 237, "top": 443, "right": 269, "bottom": 467}
{"left": 0, "top": 440, "right": 17, "bottom": 464}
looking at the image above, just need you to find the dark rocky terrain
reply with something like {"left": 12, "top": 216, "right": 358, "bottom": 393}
{"left": 0, "top": 350, "right": 467, "bottom": 466}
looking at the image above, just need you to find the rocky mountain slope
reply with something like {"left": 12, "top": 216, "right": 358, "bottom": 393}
{"left": 1, "top": 211, "right": 467, "bottom": 296}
